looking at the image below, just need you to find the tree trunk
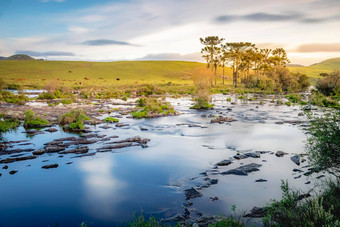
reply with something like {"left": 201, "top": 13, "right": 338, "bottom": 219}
{"left": 235, "top": 61, "right": 238, "bottom": 88}
{"left": 214, "top": 65, "right": 217, "bottom": 85}
{"left": 232, "top": 64, "right": 235, "bottom": 85}
{"left": 222, "top": 65, "right": 225, "bottom": 85}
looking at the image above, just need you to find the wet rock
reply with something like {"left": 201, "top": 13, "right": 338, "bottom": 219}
{"left": 201, "top": 114, "right": 207, "bottom": 118}
{"left": 255, "top": 179, "right": 267, "bottom": 182}
{"left": 211, "top": 116, "right": 236, "bottom": 124}
{"left": 2, "top": 165, "right": 8, "bottom": 169}
{"left": 32, "top": 149, "right": 46, "bottom": 155}
{"left": 116, "top": 123, "right": 129, "bottom": 127}
{"left": 275, "top": 121, "right": 284, "bottom": 124}
{"left": 294, "top": 175, "right": 302, "bottom": 179}
{"left": 0, "top": 155, "right": 37, "bottom": 164}
{"left": 305, "top": 181, "right": 311, "bottom": 184}
{"left": 0, "top": 173, "right": 2, "bottom": 177}
{"left": 216, "top": 159, "right": 232, "bottom": 166}
{"left": 110, "top": 136, "right": 142, "bottom": 144}
{"left": 316, "top": 175, "right": 325, "bottom": 179}
{"left": 233, "top": 154, "right": 247, "bottom": 160}
{"left": 59, "top": 146, "right": 89, "bottom": 154}
{"left": 41, "top": 164, "right": 58, "bottom": 169}
{"left": 71, "top": 153, "right": 96, "bottom": 158}
{"left": 97, "top": 142, "right": 133, "bottom": 151}
{"left": 293, "top": 168, "right": 303, "bottom": 173}
{"left": 298, "top": 193, "right": 311, "bottom": 200}
{"left": 244, "top": 207, "right": 267, "bottom": 218}
{"left": 140, "top": 127, "right": 148, "bottom": 131}
{"left": 46, "top": 127, "right": 58, "bottom": 133}
{"left": 298, "top": 112, "right": 304, "bottom": 116}
{"left": 244, "top": 152, "right": 261, "bottom": 158}
{"left": 221, "top": 163, "right": 262, "bottom": 176}
{"left": 55, "top": 137, "right": 78, "bottom": 142}
{"left": 210, "top": 196, "right": 219, "bottom": 201}
{"left": 184, "top": 187, "right": 202, "bottom": 200}
{"left": 0, "top": 148, "right": 35, "bottom": 155}
{"left": 210, "top": 179, "right": 218, "bottom": 185}
{"left": 24, "top": 130, "right": 45, "bottom": 136}
{"left": 9, "top": 170, "right": 18, "bottom": 175}
{"left": 99, "top": 125, "right": 111, "bottom": 129}
{"left": 44, "top": 141, "right": 63, "bottom": 146}
{"left": 66, "top": 162, "right": 73, "bottom": 165}
{"left": 275, "top": 151, "right": 288, "bottom": 157}
{"left": 141, "top": 144, "right": 148, "bottom": 148}
{"left": 291, "top": 155, "right": 300, "bottom": 165}
{"left": 44, "top": 146, "right": 65, "bottom": 153}
{"left": 0, "top": 143, "right": 6, "bottom": 151}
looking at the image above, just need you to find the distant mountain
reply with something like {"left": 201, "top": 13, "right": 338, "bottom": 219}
{"left": 287, "top": 64, "right": 304, "bottom": 67}
{"left": 0, "top": 56, "right": 7, "bottom": 60}
{"left": 6, "top": 54, "right": 36, "bottom": 61}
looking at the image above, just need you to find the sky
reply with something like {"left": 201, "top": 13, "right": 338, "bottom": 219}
{"left": 1, "top": 0, "right": 340, "bottom": 65}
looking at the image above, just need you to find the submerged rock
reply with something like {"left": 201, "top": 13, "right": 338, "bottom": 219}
{"left": 9, "top": 170, "right": 18, "bottom": 175}
{"left": 41, "top": 164, "right": 59, "bottom": 169}
{"left": 44, "top": 146, "right": 65, "bottom": 153}
{"left": 210, "top": 116, "right": 236, "bottom": 124}
{"left": 216, "top": 159, "right": 232, "bottom": 166}
{"left": 244, "top": 207, "right": 267, "bottom": 218}
{"left": 184, "top": 187, "right": 202, "bottom": 200}
{"left": 275, "top": 151, "right": 288, "bottom": 157}
{"left": 221, "top": 163, "right": 262, "bottom": 176}
{"left": 255, "top": 179, "right": 267, "bottom": 182}
{"left": 59, "top": 146, "right": 89, "bottom": 154}
{"left": 291, "top": 155, "right": 300, "bottom": 165}
{"left": 0, "top": 155, "right": 37, "bottom": 164}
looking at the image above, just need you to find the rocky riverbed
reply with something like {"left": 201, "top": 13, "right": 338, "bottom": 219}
{"left": 0, "top": 93, "right": 325, "bottom": 226}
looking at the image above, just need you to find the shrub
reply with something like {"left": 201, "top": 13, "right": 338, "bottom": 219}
{"left": 0, "top": 114, "right": 20, "bottom": 133}
{"left": 58, "top": 109, "right": 90, "bottom": 130}
{"left": 37, "top": 92, "right": 56, "bottom": 100}
{"left": 104, "top": 117, "right": 119, "bottom": 123}
{"left": 285, "top": 101, "right": 291, "bottom": 106}
{"left": 190, "top": 67, "right": 214, "bottom": 110}
{"left": 24, "top": 110, "right": 49, "bottom": 128}
{"left": 132, "top": 98, "right": 175, "bottom": 118}
{"left": 0, "top": 90, "right": 29, "bottom": 104}
{"left": 306, "top": 109, "right": 340, "bottom": 173}
{"left": 316, "top": 71, "right": 340, "bottom": 96}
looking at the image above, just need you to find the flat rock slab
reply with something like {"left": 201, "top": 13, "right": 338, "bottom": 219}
{"left": 41, "top": 164, "right": 59, "bottom": 169}
{"left": 244, "top": 207, "right": 267, "bottom": 218}
{"left": 221, "top": 163, "right": 262, "bottom": 176}
{"left": 291, "top": 155, "right": 300, "bottom": 165}
{"left": 216, "top": 160, "right": 232, "bottom": 166}
{"left": 0, "top": 155, "right": 37, "bottom": 164}
{"left": 275, "top": 151, "right": 288, "bottom": 157}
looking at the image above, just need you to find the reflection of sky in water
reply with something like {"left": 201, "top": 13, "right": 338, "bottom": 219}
{"left": 0, "top": 95, "right": 320, "bottom": 226}
{"left": 79, "top": 158, "right": 127, "bottom": 220}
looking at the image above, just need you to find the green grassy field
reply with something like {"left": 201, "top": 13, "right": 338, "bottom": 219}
{"left": 0, "top": 60, "right": 208, "bottom": 88}
{"left": 0, "top": 58, "right": 339, "bottom": 89}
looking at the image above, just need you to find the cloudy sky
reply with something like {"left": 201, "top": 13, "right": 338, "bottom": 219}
{"left": 0, "top": 0, "right": 340, "bottom": 65}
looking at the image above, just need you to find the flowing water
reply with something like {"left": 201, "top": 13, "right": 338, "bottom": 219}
{"left": 0, "top": 94, "right": 322, "bottom": 226}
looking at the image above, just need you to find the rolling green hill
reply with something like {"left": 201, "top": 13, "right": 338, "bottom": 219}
{"left": 289, "top": 58, "right": 340, "bottom": 78}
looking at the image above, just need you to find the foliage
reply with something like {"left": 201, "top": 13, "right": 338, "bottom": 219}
{"left": 310, "top": 91, "right": 340, "bottom": 109}
{"left": 0, "top": 114, "right": 20, "bottom": 133}
{"left": 0, "top": 90, "right": 29, "bottom": 104}
{"left": 316, "top": 71, "right": 340, "bottom": 96}
{"left": 58, "top": 109, "right": 90, "bottom": 130}
{"left": 209, "top": 218, "right": 245, "bottom": 227}
{"left": 37, "top": 92, "right": 56, "bottom": 100}
{"left": 190, "top": 67, "right": 214, "bottom": 109}
{"left": 132, "top": 98, "right": 175, "bottom": 118}
{"left": 306, "top": 109, "right": 340, "bottom": 174}
{"left": 263, "top": 180, "right": 340, "bottom": 227}
{"left": 128, "top": 213, "right": 161, "bottom": 227}
{"left": 24, "top": 110, "right": 49, "bottom": 128}
{"left": 104, "top": 117, "right": 119, "bottom": 123}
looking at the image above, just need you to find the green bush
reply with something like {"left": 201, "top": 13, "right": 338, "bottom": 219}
{"left": 209, "top": 218, "right": 245, "bottom": 227}
{"left": 104, "top": 117, "right": 119, "bottom": 123}
{"left": 285, "top": 101, "right": 291, "bottom": 106}
{"left": 0, "top": 114, "right": 20, "bottom": 133}
{"left": 316, "top": 71, "right": 340, "bottom": 96}
{"left": 0, "top": 90, "right": 29, "bottom": 104}
{"left": 37, "top": 92, "right": 56, "bottom": 100}
{"left": 132, "top": 98, "right": 175, "bottom": 118}
{"left": 58, "top": 109, "right": 90, "bottom": 130}
{"left": 24, "top": 110, "right": 49, "bottom": 128}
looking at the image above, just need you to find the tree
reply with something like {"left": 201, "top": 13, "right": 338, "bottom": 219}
{"left": 219, "top": 45, "right": 229, "bottom": 85}
{"left": 200, "top": 36, "right": 224, "bottom": 85}
{"left": 271, "top": 48, "right": 290, "bottom": 66}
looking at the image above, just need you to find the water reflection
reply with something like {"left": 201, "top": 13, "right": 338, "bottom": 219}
{"left": 79, "top": 157, "right": 127, "bottom": 220}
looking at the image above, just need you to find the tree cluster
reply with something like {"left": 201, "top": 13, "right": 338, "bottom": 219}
{"left": 200, "top": 36, "right": 308, "bottom": 92}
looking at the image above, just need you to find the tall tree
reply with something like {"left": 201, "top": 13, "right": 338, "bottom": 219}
{"left": 271, "top": 48, "right": 290, "bottom": 66}
{"left": 200, "top": 36, "right": 224, "bottom": 85}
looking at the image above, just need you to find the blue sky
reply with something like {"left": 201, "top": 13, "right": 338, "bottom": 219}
{"left": 1, "top": 0, "right": 340, "bottom": 65}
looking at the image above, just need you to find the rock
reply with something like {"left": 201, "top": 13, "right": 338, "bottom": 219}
{"left": 298, "top": 112, "right": 304, "bottom": 116}
{"left": 44, "top": 146, "right": 65, "bottom": 153}
{"left": 221, "top": 163, "right": 262, "bottom": 176}
{"left": 0, "top": 173, "right": 2, "bottom": 177}
{"left": 110, "top": 136, "right": 142, "bottom": 144}
{"left": 60, "top": 146, "right": 89, "bottom": 154}
{"left": 211, "top": 116, "right": 236, "bottom": 124}
{"left": 293, "top": 168, "right": 303, "bottom": 173}
{"left": 216, "top": 159, "right": 232, "bottom": 166}
{"left": 316, "top": 175, "right": 325, "bottom": 179}
{"left": 298, "top": 193, "right": 311, "bottom": 200}
{"left": 116, "top": 123, "right": 129, "bottom": 127}
{"left": 46, "top": 127, "right": 58, "bottom": 133}
{"left": 294, "top": 175, "right": 301, "bottom": 179}
{"left": 291, "top": 155, "right": 300, "bottom": 165}
{"left": 244, "top": 152, "right": 261, "bottom": 158}
{"left": 97, "top": 142, "right": 133, "bottom": 151}
{"left": 275, "top": 151, "right": 288, "bottom": 157}
{"left": 0, "top": 155, "right": 37, "bottom": 164}
{"left": 141, "top": 144, "right": 148, "bottom": 148}
{"left": 0, "top": 148, "right": 35, "bottom": 155}
{"left": 2, "top": 165, "right": 8, "bottom": 169}
{"left": 244, "top": 207, "right": 266, "bottom": 218}
{"left": 140, "top": 127, "right": 148, "bottom": 131}
{"left": 32, "top": 149, "right": 46, "bottom": 155}
{"left": 184, "top": 187, "right": 202, "bottom": 200}
{"left": 233, "top": 154, "right": 247, "bottom": 160}
{"left": 210, "top": 179, "right": 218, "bottom": 185}
{"left": 255, "top": 179, "right": 267, "bottom": 182}
{"left": 66, "top": 162, "right": 73, "bottom": 165}
{"left": 9, "top": 170, "right": 18, "bottom": 175}
{"left": 210, "top": 196, "right": 219, "bottom": 201}
{"left": 41, "top": 164, "right": 59, "bottom": 169}
{"left": 305, "top": 181, "right": 311, "bottom": 184}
